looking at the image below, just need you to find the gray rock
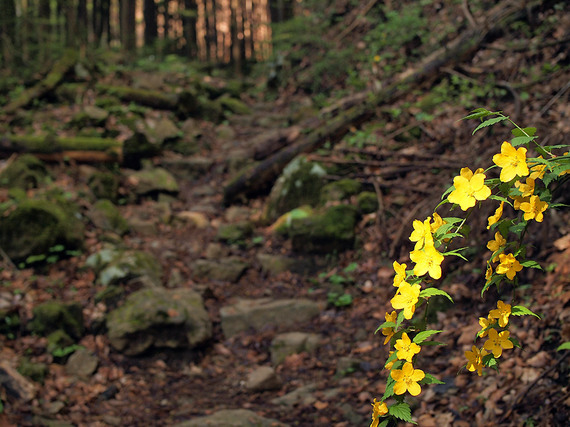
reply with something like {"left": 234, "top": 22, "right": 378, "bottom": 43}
{"left": 271, "top": 383, "right": 317, "bottom": 406}
{"left": 270, "top": 332, "right": 321, "bottom": 365}
{"left": 191, "top": 257, "right": 248, "bottom": 283}
{"left": 106, "top": 287, "right": 212, "bottom": 356}
{"left": 87, "top": 199, "right": 129, "bottom": 235}
{"left": 65, "top": 348, "right": 99, "bottom": 378}
{"left": 245, "top": 366, "right": 282, "bottom": 392}
{"left": 220, "top": 298, "right": 322, "bottom": 338}
{"left": 256, "top": 254, "right": 296, "bottom": 275}
{"left": 88, "top": 248, "right": 163, "bottom": 287}
{"left": 174, "top": 409, "right": 287, "bottom": 427}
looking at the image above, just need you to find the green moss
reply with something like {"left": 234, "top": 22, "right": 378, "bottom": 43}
{"left": 88, "top": 171, "right": 119, "bottom": 202}
{"left": 320, "top": 179, "right": 362, "bottom": 203}
{"left": 90, "top": 199, "right": 129, "bottom": 235}
{"left": 216, "top": 221, "right": 254, "bottom": 244}
{"left": 18, "top": 358, "right": 48, "bottom": 384}
{"left": 218, "top": 95, "right": 252, "bottom": 115}
{"left": 28, "top": 301, "right": 84, "bottom": 339}
{"left": 0, "top": 154, "right": 50, "bottom": 190}
{"left": 290, "top": 204, "right": 358, "bottom": 253}
{"left": 357, "top": 191, "right": 379, "bottom": 214}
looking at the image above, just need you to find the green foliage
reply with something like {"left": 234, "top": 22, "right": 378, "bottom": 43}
{"left": 388, "top": 402, "right": 415, "bottom": 423}
{"left": 327, "top": 292, "right": 353, "bottom": 307}
{"left": 556, "top": 342, "right": 570, "bottom": 352}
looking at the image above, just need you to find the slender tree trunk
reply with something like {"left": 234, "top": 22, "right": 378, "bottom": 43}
{"left": 183, "top": 0, "right": 198, "bottom": 58}
{"left": 0, "top": 0, "right": 17, "bottom": 67}
{"left": 77, "top": 0, "right": 88, "bottom": 49}
{"left": 144, "top": 0, "right": 158, "bottom": 48}
{"left": 38, "top": 0, "right": 51, "bottom": 63}
{"left": 120, "top": 0, "right": 137, "bottom": 52}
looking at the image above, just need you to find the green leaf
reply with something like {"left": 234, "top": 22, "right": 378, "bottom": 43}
{"left": 382, "top": 375, "right": 396, "bottom": 400}
{"left": 343, "top": 262, "right": 358, "bottom": 273}
{"left": 395, "top": 310, "right": 406, "bottom": 330}
{"left": 413, "top": 329, "right": 442, "bottom": 344}
{"left": 419, "top": 288, "right": 454, "bottom": 303}
{"left": 374, "top": 321, "right": 395, "bottom": 334}
{"left": 472, "top": 116, "right": 508, "bottom": 135}
{"left": 441, "top": 248, "right": 468, "bottom": 261}
{"left": 418, "top": 340, "right": 447, "bottom": 346}
{"left": 388, "top": 402, "right": 415, "bottom": 423}
{"left": 378, "top": 420, "right": 389, "bottom": 427}
{"left": 482, "top": 274, "right": 502, "bottom": 297}
{"left": 509, "top": 336, "right": 521, "bottom": 348}
{"left": 385, "top": 350, "right": 399, "bottom": 368}
{"left": 520, "top": 260, "right": 542, "bottom": 269}
{"left": 511, "top": 127, "right": 537, "bottom": 137}
{"left": 556, "top": 342, "right": 570, "bottom": 352}
{"left": 510, "top": 136, "right": 536, "bottom": 147}
{"left": 462, "top": 108, "right": 494, "bottom": 120}
{"left": 419, "top": 373, "right": 445, "bottom": 385}
{"left": 511, "top": 305, "right": 541, "bottom": 319}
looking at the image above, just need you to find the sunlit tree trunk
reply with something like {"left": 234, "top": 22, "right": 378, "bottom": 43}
{"left": 144, "top": 0, "right": 158, "bottom": 48}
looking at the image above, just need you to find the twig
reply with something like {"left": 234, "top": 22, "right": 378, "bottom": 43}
{"left": 540, "top": 80, "right": 570, "bottom": 116}
{"left": 334, "top": 0, "right": 380, "bottom": 42}
{"left": 461, "top": 0, "right": 477, "bottom": 28}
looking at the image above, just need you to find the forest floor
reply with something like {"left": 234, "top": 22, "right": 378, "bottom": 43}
{"left": 1, "top": 2, "right": 570, "bottom": 427}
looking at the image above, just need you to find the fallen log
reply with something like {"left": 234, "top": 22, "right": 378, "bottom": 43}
{"left": 3, "top": 48, "right": 78, "bottom": 115}
{"left": 96, "top": 84, "right": 180, "bottom": 110}
{"left": 0, "top": 134, "right": 122, "bottom": 163}
{"left": 222, "top": 0, "right": 533, "bottom": 205}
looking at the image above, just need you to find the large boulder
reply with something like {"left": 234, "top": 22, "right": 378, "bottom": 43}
{"left": 220, "top": 298, "right": 322, "bottom": 338}
{"left": 174, "top": 409, "right": 288, "bottom": 427}
{"left": 0, "top": 198, "right": 84, "bottom": 262}
{"left": 106, "top": 288, "right": 212, "bottom": 356}
{"left": 262, "top": 155, "right": 328, "bottom": 223}
{"left": 289, "top": 204, "right": 358, "bottom": 254}
{"left": 86, "top": 248, "right": 162, "bottom": 287}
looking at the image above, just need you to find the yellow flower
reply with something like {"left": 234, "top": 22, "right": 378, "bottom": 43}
{"left": 385, "top": 351, "right": 395, "bottom": 370}
{"left": 465, "top": 345, "right": 488, "bottom": 376}
{"left": 496, "top": 253, "right": 523, "bottom": 280}
{"left": 448, "top": 167, "right": 491, "bottom": 210}
{"left": 370, "top": 398, "right": 388, "bottom": 427}
{"left": 410, "top": 244, "right": 445, "bottom": 280}
{"left": 483, "top": 328, "right": 513, "bottom": 358}
{"left": 489, "top": 300, "right": 511, "bottom": 328}
{"left": 485, "top": 263, "right": 493, "bottom": 283}
{"left": 391, "top": 362, "right": 425, "bottom": 396}
{"left": 373, "top": 55, "right": 381, "bottom": 63}
{"left": 478, "top": 315, "right": 494, "bottom": 338}
{"left": 382, "top": 310, "right": 398, "bottom": 345}
{"left": 393, "top": 261, "right": 407, "bottom": 288}
{"left": 511, "top": 195, "right": 529, "bottom": 210}
{"left": 430, "top": 212, "right": 446, "bottom": 233}
{"left": 487, "top": 201, "right": 505, "bottom": 229}
{"left": 559, "top": 152, "right": 569, "bottom": 176}
{"left": 493, "top": 141, "right": 529, "bottom": 182}
{"left": 520, "top": 195, "right": 548, "bottom": 222}
{"left": 409, "top": 218, "right": 434, "bottom": 250}
{"left": 486, "top": 231, "right": 506, "bottom": 253}
{"left": 514, "top": 177, "right": 535, "bottom": 197}
{"left": 394, "top": 332, "right": 421, "bottom": 362}
{"left": 529, "top": 157, "right": 547, "bottom": 180}
{"left": 390, "top": 282, "right": 421, "bottom": 319}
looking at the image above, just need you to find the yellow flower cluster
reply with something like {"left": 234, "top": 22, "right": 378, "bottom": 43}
{"left": 467, "top": 300, "right": 513, "bottom": 375}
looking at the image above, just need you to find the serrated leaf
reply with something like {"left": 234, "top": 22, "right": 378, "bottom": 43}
{"left": 385, "top": 351, "right": 399, "bottom": 367}
{"left": 556, "top": 342, "right": 570, "bottom": 352}
{"left": 378, "top": 420, "right": 389, "bottom": 427}
{"left": 472, "top": 116, "right": 508, "bottom": 135}
{"left": 375, "top": 321, "right": 396, "bottom": 334}
{"left": 419, "top": 288, "right": 453, "bottom": 303}
{"left": 509, "top": 336, "right": 521, "bottom": 348}
{"left": 511, "top": 305, "right": 541, "bottom": 318}
{"left": 510, "top": 136, "right": 536, "bottom": 147}
{"left": 413, "top": 329, "right": 442, "bottom": 344}
{"left": 512, "top": 127, "right": 537, "bottom": 137}
{"left": 418, "top": 340, "right": 447, "bottom": 346}
{"left": 395, "top": 310, "right": 406, "bottom": 330}
{"left": 388, "top": 402, "right": 415, "bottom": 423}
{"left": 482, "top": 274, "right": 502, "bottom": 297}
{"left": 462, "top": 108, "right": 494, "bottom": 120}
{"left": 382, "top": 375, "right": 395, "bottom": 400}
{"left": 419, "top": 373, "right": 445, "bottom": 385}
{"left": 441, "top": 248, "right": 468, "bottom": 261}
{"left": 520, "top": 260, "right": 542, "bottom": 269}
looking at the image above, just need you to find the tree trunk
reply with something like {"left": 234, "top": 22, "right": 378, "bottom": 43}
{"left": 77, "top": 0, "right": 88, "bottom": 49}
{"left": 183, "top": 0, "right": 198, "bottom": 58}
{"left": 38, "top": 0, "right": 52, "bottom": 63}
{"left": 0, "top": 0, "right": 17, "bottom": 67}
{"left": 120, "top": 0, "right": 137, "bottom": 52}
{"left": 144, "top": 0, "right": 158, "bottom": 48}
{"left": 222, "top": 0, "right": 535, "bottom": 205}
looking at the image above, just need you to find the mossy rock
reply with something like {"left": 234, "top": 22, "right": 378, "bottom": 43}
{"left": 28, "top": 301, "right": 84, "bottom": 339}
{"left": 0, "top": 198, "right": 84, "bottom": 262}
{"left": 218, "top": 95, "right": 252, "bottom": 115}
{"left": 18, "top": 358, "right": 48, "bottom": 384}
{"left": 357, "top": 191, "right": 379, "bottom": 214}
{"left": 320, "top": 178, "right": 362, "bottom": 203}
{"left": 0, "top": 154, "right": 51, "bottom": 190}
{"left": 106, "top": 287, "right": 212, "bottom": 356}
{"left": 93, "top": 249, "right": 163, "bottom": 287}
{"left": 216, "top": 221, "right": 254, "bottom": 244}
{"left": 263, "top": 155, "right": 328, "bottom": 223}
{"left": 87, "top": 171, "right": 119, "bottom": 202}
{"left": 88, "top": 199, "right": 129, "bottom": 235}
{"left": 127, "top": 167, "right": 179, "bottom": 199}
{"left": 69, "top": 106, "right": 109, "bottom": 128}
{"left": 290, "top": 204, "right": 358, "bottom": 254}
